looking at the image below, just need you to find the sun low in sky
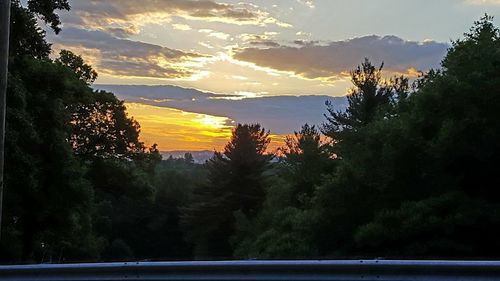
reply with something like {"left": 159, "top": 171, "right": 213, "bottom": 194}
{"left": 126, "top": 102, "right": 286, "bottom": 151}
{"left": 48, "top": 0, "right": 500, "bottom": 152}
{"left": 125, "top": 102, "right": 233, "bottom": 151}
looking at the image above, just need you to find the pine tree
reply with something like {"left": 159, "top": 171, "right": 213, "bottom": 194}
{"left": 281, "top": 124, "right": 332, "bottom": 205}
{"left": 183, "top": 124, "right": 271, "bottom": 258}
{"left": 323, "top": 59, "right": 407, "bottom": 136}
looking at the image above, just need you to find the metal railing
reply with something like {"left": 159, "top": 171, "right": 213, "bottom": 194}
{"left": 1, "top": 260, "right": 500, "bottom": 281}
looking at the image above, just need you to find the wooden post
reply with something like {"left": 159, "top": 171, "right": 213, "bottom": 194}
{"left": 0, "top": 0, "right": 11, "bottom": 237}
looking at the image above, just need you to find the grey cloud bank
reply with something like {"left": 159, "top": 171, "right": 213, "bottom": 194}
{"left": 96, "top": 85, "right": 347, "bottom": 135}
{"left": 49, "top": 28, "right": 207, "bottom": 79}
{"left": 234, "top": 35, "right": 449, "bottom": 80}
{"left": 61, "top": 0, "right": 288, "bottom": 32}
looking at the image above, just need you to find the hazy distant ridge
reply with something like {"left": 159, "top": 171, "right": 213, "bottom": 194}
{"left": 161, "top": 150, "right": 214, "bottom": 163}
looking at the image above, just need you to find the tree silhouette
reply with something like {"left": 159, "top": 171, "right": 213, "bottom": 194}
{"left": 183, "top": 124, "right": 271, "bottom": 258}
{"left": 1, "top": 58, "right": 101, "bottom": 262}
{"left": 26, "top": 0, "right": 70, "bottom": 34}
{"left": 70, "top": 90, "right": 145, "bottom": 160}
{"left": 281, "top": 124, "right": 332, "bottom": 205}
{"left": 56, "top": 50, "right": 98, "bottom": 85}
{"left": 1, "top": 1, "right": 159, "bottom": 262}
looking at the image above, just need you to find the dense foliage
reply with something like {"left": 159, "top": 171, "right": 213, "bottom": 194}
{"left": 1, "top": 1, "right": 500, "bottom": 262}
{"left": 229, "top": 15, "right": 500, "bottom": 259}
{"left": 182, "top": 124, "right": 272, "bottom": 258}
{"left": 0, "top": 0, "right": 180, "bottom": 263}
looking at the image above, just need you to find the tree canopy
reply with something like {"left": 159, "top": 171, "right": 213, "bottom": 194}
{"left": 1, "top": 1, "right": 164, "bottom": 263}
{"left": 183, "top": 124, "right": 271, "bottom": 258}
{"left": 2, "top": 5, "right": 500, "bottom": 262}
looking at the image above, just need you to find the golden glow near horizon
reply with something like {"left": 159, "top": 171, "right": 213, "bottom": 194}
{"left": 125, "top": 102, "right": 232, "bottom": 151}
{"left": 125, "top": 103, "right": 285, "bottom": 152}
{"left": 49, "top": 0, "right": 482, "bottom": 151}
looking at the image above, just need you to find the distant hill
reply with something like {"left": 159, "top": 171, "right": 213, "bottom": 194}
{"left": 161, "top": 150, "right": 214, "bottom": 163}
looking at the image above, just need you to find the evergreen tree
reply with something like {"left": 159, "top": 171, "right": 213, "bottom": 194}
{"left": 322, "top": 59, "right": 409, "bottom": 152}
{"left": 313, "top": 15, "right": 500, "bottom": 258}
{"left": 232, "top": 124, "right": 333, "bottom": 259}
{"left": 323, "top": 59, "right": 385, "bottom": 133}
{"left": 183, "top": 124, "right": 271, "bottom": 258}
{"left": 281, "top": 124, "right": 332, "bottom": 205}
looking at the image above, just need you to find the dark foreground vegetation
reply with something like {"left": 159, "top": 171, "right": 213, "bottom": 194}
{"left": 1, "top": 1, "right": 500, "bottom": 263}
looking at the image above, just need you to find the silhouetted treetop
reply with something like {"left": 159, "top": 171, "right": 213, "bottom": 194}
{"left": 322, "top": 58, "right": 410, "bottom": 149}
{"left": 27, "top": 0, "right": 70, "bottom": 34}
{"left": 224, "top": 123, "right": 272, "bottom": 164}
{"left": 56, "top": 50, "right": 98, "bottom": 85}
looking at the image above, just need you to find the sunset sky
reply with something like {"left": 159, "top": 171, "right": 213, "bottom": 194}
{"left": 47, "top": 0, "right": 500, "bottom": 152}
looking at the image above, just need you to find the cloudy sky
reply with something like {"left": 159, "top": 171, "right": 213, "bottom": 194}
{"left": 46, "top": 0, "right": 500, "bottom": 151}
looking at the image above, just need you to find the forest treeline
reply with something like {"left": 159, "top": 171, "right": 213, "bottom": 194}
{"left": 1, "top": 0, "right": 500, "bottom": 263}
